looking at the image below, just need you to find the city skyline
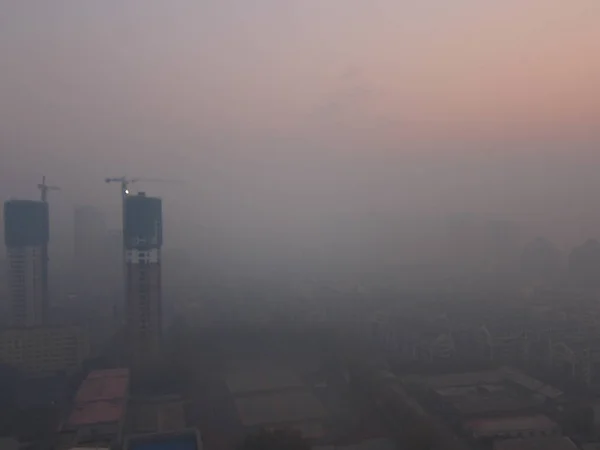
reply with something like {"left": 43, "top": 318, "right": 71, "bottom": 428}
{"left": 0, "top": 2, "right": 600, "bottom": 255}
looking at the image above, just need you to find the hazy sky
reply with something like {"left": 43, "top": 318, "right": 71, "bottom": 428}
{"left": 1, "top": 1, "right": 600, "bottom": 255}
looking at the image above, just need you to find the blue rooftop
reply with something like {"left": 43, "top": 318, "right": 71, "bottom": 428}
{"left": 128, "top": 432, "right": 199, "bottom": 450}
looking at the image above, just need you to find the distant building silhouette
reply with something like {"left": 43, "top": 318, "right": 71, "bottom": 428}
{"left": 443, "top": 212, "right": 483, "bottom": 271}
{"left": 106, "top": 228, "right": 124, "bottom": 322}
{"left": 483, "top": 219, "right": 521, "bottom": 273}
{"left": 73, "top": 205, "right": 108, "bottom": 307}
{"left": 521, "top": 237, "right": 562, "bottom": 284}
{"left": 569, "top": 239, "right": 600, "bottom": 288}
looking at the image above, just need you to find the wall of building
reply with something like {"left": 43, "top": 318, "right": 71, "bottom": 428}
{"left": 6, "top": 246, "right": 45, "bottom": 326}
{"left": 124, "top": 194, "right": 163, "bottom": 365}
{"left": 4, "top": 200, "right": 49, "bottom": 248}
{"left": 126, "top": 262, "right": 162, "bottom": 362}
{"left": 4, "top": 200, "right": 50, "bottom": 327}
{"left": 0, "top": 325, "right": 89, "bottom": 377}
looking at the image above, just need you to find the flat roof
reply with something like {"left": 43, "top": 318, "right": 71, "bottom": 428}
{"left": 436, "top": 385, "right": 540, "bottom": 416}
{"left": 235, "top": 390, "right": 326, "bottom": 427}
{"left": 226, "top": 365, "right": 304, "bottom": 395}
{"left": 466, "top": 415, "right": 558, "bottom": 438}
{"left": 425, "top": 368, "right": 563, "bottom": 402}
{"left": 500, "top": 367, "right": 563, "bottom": 399}
{"left": 75, "top": 369, "right": 129, "bottom": 403}
{"left": 494, "top": 437, "right": 578, "bottom": 450}
{"left": 426, "top": 370, "right": 504, "bottom": 388}
{"left": 67, "top": 399, "right": 126, "bottom": 427}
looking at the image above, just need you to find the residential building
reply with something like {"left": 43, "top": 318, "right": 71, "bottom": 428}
{"left": 4, "top": 200, "right": 49, "bottom": 326}
{"left": 62, "top": 368, "right": 130, "bottom": 448}
{"left": 124, "top": 193, "right": 163, "bottom": 364}
{"left": 0, "top": 325, "right": 89, "bottom": 377}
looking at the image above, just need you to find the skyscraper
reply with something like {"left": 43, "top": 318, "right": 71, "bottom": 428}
{"left": 124, "top": 193, "right": 163, "bottom": 363}
{"left": 3, "top": 200, "right": 49, "bottom": 326}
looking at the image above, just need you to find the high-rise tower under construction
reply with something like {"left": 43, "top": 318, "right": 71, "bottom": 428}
{"left": 124, "top": 192, "right": 163, "bottom": 363}
{"left": 4, "top": 200, "right": 49, "bottom": 326}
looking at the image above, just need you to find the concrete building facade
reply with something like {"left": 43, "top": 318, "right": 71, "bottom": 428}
{"left": 0, "top": 325, "right": 89, "bottom": 377}
{"left": 4, "top": 200, "right": 49, "bottom": 326}
{"left": 124, "top": 193, "right": 163, "bottom": 364}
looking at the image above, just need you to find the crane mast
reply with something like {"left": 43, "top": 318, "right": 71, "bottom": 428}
{"left": 37, "top": 176, "right": 60, "bottom": 203}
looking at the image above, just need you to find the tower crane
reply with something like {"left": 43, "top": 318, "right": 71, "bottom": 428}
{"left": 105, "top": 176, "right": 139, "bottom": 203}
{"left": 36, "top": 176, "right": 59, "bottom": 308}
{"left": 104, "top": 177, "right": 178, "bottom": 201}
{"left": 37, "top": 176, "right": 60, "bottom": 203}
{"left": 104, "top": 176, "right": 181, "bottom": 233}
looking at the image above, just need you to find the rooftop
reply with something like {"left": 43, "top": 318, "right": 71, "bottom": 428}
{"left": 500, "top": 367, "right": 564, "bottom": 400}
{"left": 466, "top": 415, "right": 558, "bottom": 438}
{"left": 435, "top": 384, "right": 540, "bottom": 416}
{"left": 493, "top": 437, "right": 578, "bottom": 450}
{"left": 235, "top": 390, "right": 326, "bottom": 427}
{"left": 65, "top": 368, "right": 130, "bottom": 429}
{"left": 126, "top": 429, "right": 201, "bottom": 450}
{"left": 67, "top": 399, "right": 126, "bottom": 427}
{"left": 423, "top": 367, "right": 563, "bottom": 400}
{"left": 75, "top": 368, "right": 130, "bottom": 403}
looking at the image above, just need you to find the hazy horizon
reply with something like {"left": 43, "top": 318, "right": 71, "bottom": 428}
{"left": 2, "top": 1, "right": 600, "bottom": 266}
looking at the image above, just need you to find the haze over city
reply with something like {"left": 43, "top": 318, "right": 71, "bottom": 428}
{"left": 2, "top": 2, "right": 600, "bottom": 450}
{"left": 2, "top": 1, "right": 600, "bottom": 262}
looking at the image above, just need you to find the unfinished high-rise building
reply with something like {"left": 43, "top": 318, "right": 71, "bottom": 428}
{"left": 124, "top": 193, "right": 163, "bottom": 363}
{"left": 4, "top": 200, "right": 49, "bottom": 326}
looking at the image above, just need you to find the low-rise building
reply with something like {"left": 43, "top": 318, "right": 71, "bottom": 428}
{"left": 226, "top": 363, "right": 327, "bottom": 440}
{"left": 0, "top": 325, "right": 89, "bottom": 377}
{"left": 61, "top": 368, "right": 130, "bottom": 448}
{"left": 465, "top": 415, "right": 561, "bottom": 440}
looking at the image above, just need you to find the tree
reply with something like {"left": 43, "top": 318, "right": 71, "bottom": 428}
{"left": 240, "top": 429, "right": 310, "bottom": 450}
